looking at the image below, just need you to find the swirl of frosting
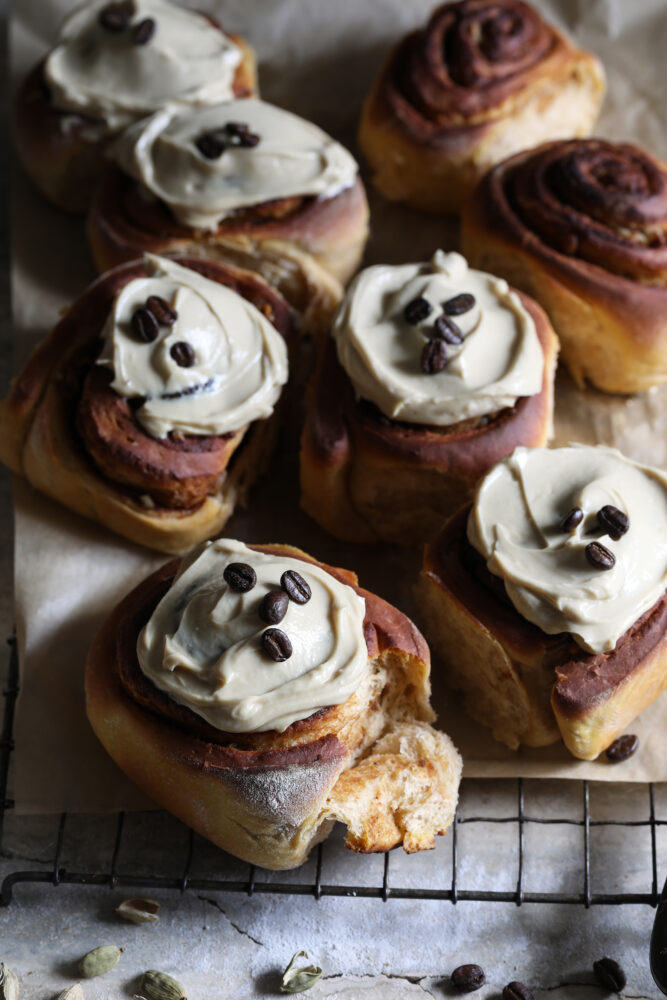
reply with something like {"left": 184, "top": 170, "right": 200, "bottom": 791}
{"left": 137, "top": 539, "right": 368, "bottom": 733}
{"left": 388, "top": 0, "right": 562, "bottom": 126}
{"left": 504, "top": 139, "right": 667, "bottom": 284}
{"left": 468, "top": 445, "right": 667, "bottom": 653}
{"left": 110, "top": 98, "right": 359, "bottom": 231}
{"left": 332, "top": 251, "right": 543, "bottom": 426}
{"left": 96, "top": 254, "right": 288, "bottom": 439}
{"left": 44, "top": 0, "right": 242, "bottom": 133}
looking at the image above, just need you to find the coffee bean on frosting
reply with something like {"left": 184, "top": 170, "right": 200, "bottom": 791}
{"left": 98, "top": 0, "right": 134, "bottom": 32}
{"left": 195, "top": 130, "right": 227, "bottom": 160}
{"left": 597, "top": 504, "right": 629, "bottom": 540}
{"left": 281, "top": 569, "right": 312, "bottom": 605}
{"left": 421, "top": 339, "right": 448, "bottom": 374}
{"left": 170, "top": 341, "right": 196, "bottom": 367}
{"left": 403, "top": 297, "right": 432, "bottom": 325}
{"left": 131, "top": 306, "right": 159, "bottom": 343}
{"left": 444, "top": 293, "right": 476, "bottom": 316}
{"left": 146, "top": 295, "right": 177, "bottom": 326}
{"left": 262, "top": 627, "right": 292, "bottom": 661}
{"left": 223, "top": 562, "right": 256, "bottom": 592}
{"left": 433, "top": 314, "right": 463, "bottom": 344}
{"left": 132, "top": 17, "right": 156, "bottom": 45}
{"left": 585, "top": 541, "right": 615, "bottom": 570}
{"left": 225, "top": 121, "right": 261, "bottom": 147}
{"left": 561, "top": 506, "right": 583, "bottom": 532}
{"left": 259, "top": 588, "right": 289, "bottom": 625}
{"left": 605, "top": 734, "right": 639, "bottom": 763}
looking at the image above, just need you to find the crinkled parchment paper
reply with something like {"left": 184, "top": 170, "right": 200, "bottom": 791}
{"left": 8, "top": 0, "right": 667, "bottom": 812}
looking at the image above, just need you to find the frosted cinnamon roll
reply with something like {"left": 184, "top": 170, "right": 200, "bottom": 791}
{"left": 14, "top": 0, "right": 257, "bottom": 212}
{"left": 462, "top": 138, "right": 667, "bottom": 393}
{"left": 417, "top": 444, "right": 667, "bottom": 759}
{"left": 300, "top": 250, "right": 558, "bottom": 544}
{"left": 0, "top": 254, "right": 298, "bottom": 553}
{"left": 87, "top": 98, "right": 369, "bottom": 300}
{"left": 85, "top": 539, "right": 462, "bottom": 868}
{"left": 358, "top": 0, "right": 605, "bottom": 214}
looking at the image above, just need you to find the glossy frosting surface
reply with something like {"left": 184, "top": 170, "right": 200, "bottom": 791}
{"left": 332, "top": 251, "right": 543, "bottom": 426}
{"left": 97, "top": 255, "right": 288, "bottom": 439}
{"left": 468, "top": 445, "right": 667, "bottom": 653}
{"left": 137, "top": 540, "right": 368, "bottom": 733}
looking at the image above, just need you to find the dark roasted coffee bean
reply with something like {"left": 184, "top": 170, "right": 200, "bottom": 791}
{"left": 225, "top": 122, "right": 260, "bottom": 147}
{"left": 586, "top": 541, "right": 615, "bottom": 570}
{"left": 262, "top": 627, "right": 292, "bottom": 661}
{"left": 502, "top": 982, "right": 534, "bottom": 1000}
{"left": 451, "top": 964, "right": 486, "bottom": 993}
{"left": 146, "top": 295, "right": 177, "bottom": 326}
{"left": 259, "top": 588, "right": 289, "bottom": 625}
{"left": 195, "top": 130, "right": 227, "bottom": 159}
{"left": 593, "top": 957, "right": 626, "bottom": 993}
{"left": 421, "top": 339, "right": 448, "bottom": 374}
{"left": 281, "top": 569, "right": 312, "bottom": 605}
{"left": 170, "top": 341, "right": 196, "bottom": 367}
{"left": 223, "top": 562, "right": 256, "bottom": 593}
{"left": 444, "top": 293, "right": 476, "bottom": 316}
{"left": 132, "top": 17, "right": 156, "bottom": 45}
{"left": 238, "top": 130, "right": 260, "bottom": 147}
{"left": 433, "top": 314, "right": 463, "bottom": 344}
{"left": 131, "top": 306, "right": 159, "bottom": 343}
{"left": 606, "top": 734, "right": 639, "bottom": 763}
{"left": 403, "top": 296, "right": 432, "bottom": 325}
{"left": 597, "top": 504, "right": 629, "bottom": 540}
{"left": 98, "top": 0, "right": 134, "bottom": 32}
{"left": 561, "top": 506, "right": 584, "bottom": 532}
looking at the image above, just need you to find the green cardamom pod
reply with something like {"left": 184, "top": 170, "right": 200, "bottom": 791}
{"left": 0, "top": 963, "right": 20, "bottom": 1000}
{"left": 139, "top": 970, "right": 187, "bottom": 1000}
{"left": 280, "top": 950, "right": 322, "bottom": 994}
{"left": 78, "top": 945, "right": 121, "bottom": 978}
{"left": 115, "top": 898, "right": 160, "bottom": 924}
{"left": 55, "top": 987, "right": 83, "bottom": 1000}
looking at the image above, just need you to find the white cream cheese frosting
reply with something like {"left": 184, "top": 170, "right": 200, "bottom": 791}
{"left": 332, "top": 251, "right": 544, "bottom": 426}
{"left": 110, "top": 98, "right": 359, "bottom": 231}
{"left": 44, "top": 0, "right": 242, "bottom": 133}
{"left": 96, "top": 254, "right": 288, "bottom": 439}
{"left": 137, "top": 539, "right": 368, "bottom": 733}
{"left": 468, "top": 444, "right": 667, "bottom": 654}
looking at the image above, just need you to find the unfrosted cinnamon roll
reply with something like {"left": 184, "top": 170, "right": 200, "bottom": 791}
{"left": 358, "top": 0, "right": 605, "bottom": 214}
{"left": 462, "top": 138, "right": 667, "bottom": 393}
{"left": 85, "top": 539, "right": 462, "bottom": 868}
{"left": 14, "top": 0, "right": 257, "bottom": 213}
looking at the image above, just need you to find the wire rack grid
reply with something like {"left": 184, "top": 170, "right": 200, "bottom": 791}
{"left": 1, "top": 637, "right": 665, "bottom": 910}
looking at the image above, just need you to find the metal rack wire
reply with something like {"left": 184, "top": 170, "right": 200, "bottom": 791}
{"left": 1, "top": 637, "right": 664, "bottom": 910}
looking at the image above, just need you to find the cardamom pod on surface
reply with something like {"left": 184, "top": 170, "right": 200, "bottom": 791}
{"left": 115, "top": 898, "right": 160, "bottom": 924}
{"left": 55, "top": 986, "right": 84, "bottom": 1000}
{"left": 0, "top": 963, "right": 19, "bottom": 1000}
{"left": 78, "top": 945, "right": 122, "bottom": 978}
{"left": 280, "top": 951, "right": 323, "bottom": 994}
{"left": 139, "top": 970, "right": 187, "bottom": 1000}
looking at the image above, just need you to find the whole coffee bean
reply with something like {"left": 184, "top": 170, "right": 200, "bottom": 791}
{"left": 597, "top": 504, "right": 629, "bottom": 540}
{"left": 403, "top": 296, "right": 432, "bottom": 325}
{"left": 262, "top": 627, "right": 292, "bottom": 661}
{"left": 585, "top": 541, "right": 615, "bottom": 570}
{"left": 433, "top": 314, "right": 463, "bottom": 344}
{"left": 223, "top": 562, "right": 256, "bottom": 593}
{"left": 451, "top": 964, "right": 486, "bottom": 992}
{"left": 421, "top": 339, "right": 448, "bottom": 374}
{"left": 131, "top": 306, "right": 159, "bottom": 343}
{"left": 561, "top": 506, "right": 584, "bottom": 532}
{"left": 98, "top": 0, "right": 134, "bottom": 32}
{"left": 444, "top": 293, "right": 476, "bottom": 316}
{"left": 281, "top": 569, "right": 312, "bottom": 605}
{"left": 259, "top": 588, "right": 289, "bottom": 625}
{"left": 132, "top": 17, "right": 155, "bottom": 44}
{"left": 593, "top": 957, "right": 626, "bottom": 992}
{"left": 502, "top": 982, "right": 534, "bottom": 1000}
{"left": 146, "top": 295, "right": 177, "bottom": 326}
{"left": 225, "top": 122, "right": 261, "bottom": 147}
{"left": 195, "top": 130, "right": 227, "bottom": 160}
{"left": 606, "top": 734, "right": 639, "bottom": 763}
{"left": 170, "top": 341, "right": 196, "bottom": 367}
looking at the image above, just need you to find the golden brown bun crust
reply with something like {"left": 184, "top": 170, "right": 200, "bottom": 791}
{"left": 462, "top": 138, "right": 667, "bottom": 393}
{"left": 13, "top": 25, "right": 257, "bottom": 214}
{"left": 85, "top": 542, "right": 462, "bottom": 868}
{"left": 87, "top": 167, "right": 370, "bottom": 289}
{"left": 0, "top": 256, "right": 297, "bottom": 554}
{"left": 417, "top": 508, "right": 667, "bottom": 759}
{"left": 300, "top": 291, "right": 558, "bottom": 544}
{"left": 358, "top": 0, "right": 605, "bottom": 214}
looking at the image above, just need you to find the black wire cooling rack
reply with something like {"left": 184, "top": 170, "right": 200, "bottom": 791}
{"left": 1, "top": 636, "right": 665, "bottom": 910}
